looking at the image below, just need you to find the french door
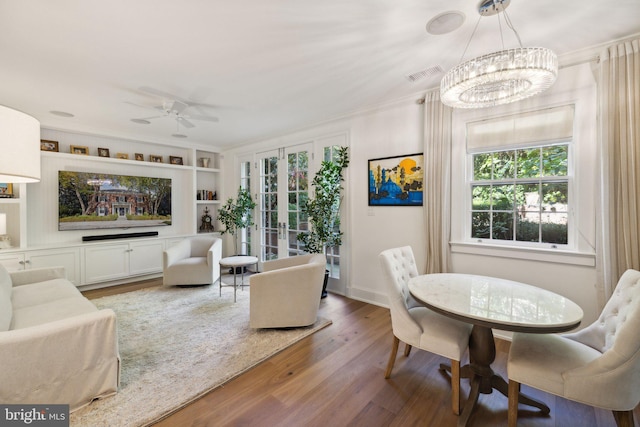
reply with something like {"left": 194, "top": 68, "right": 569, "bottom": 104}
{"left": 256, "top": 143, "right": 311, "bottom": 263}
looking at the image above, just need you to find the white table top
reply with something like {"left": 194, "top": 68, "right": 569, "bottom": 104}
{"left": 408, "top": 273, "right": 583, "bottom": 333}
{"left": 219, "top": 255, "right": 259, "bottom": 267}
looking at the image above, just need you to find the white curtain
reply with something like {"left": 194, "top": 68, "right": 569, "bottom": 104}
{"left": 423, "top": 89, "right": 453, "bottom": 274}
{"left": 598, "top": 38, "right": 640, "bottom": 300}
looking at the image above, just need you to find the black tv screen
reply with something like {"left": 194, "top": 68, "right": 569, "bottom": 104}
{"left": 58, "top": 170, "right": 171, "bottom": 231}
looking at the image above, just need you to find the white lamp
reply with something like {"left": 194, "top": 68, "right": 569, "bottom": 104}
{"left": 0, "top": 213, "right": 9, "bottom": 249}
{"left": 0, "top": 105, "right": 41, "bottom": 182}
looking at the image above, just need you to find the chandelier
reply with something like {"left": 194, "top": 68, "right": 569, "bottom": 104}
{"left": 440, "top": 0, "right": 558, "bottom": 109}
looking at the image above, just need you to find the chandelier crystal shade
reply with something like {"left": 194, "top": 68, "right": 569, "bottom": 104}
{"left": 440, "top": 0, "right": 558, "bottom": 109}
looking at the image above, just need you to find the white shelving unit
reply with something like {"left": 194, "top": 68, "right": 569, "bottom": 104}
{"left": 195, "top": 149, "right": 222, "bottom": 234}
{"left": 0, "top": 129, "right": 224, "bottom": 289}
{"left": 0, "top": 183, "right": 27, "bottom": 248}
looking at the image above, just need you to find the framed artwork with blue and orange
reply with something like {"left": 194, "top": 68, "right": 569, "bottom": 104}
{"left": 368, "top": 153, "right": 423, "bottom": 206}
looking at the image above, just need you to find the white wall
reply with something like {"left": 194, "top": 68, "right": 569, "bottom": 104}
{"left": 222, "top": 64, "right": 603, "bottom": 331}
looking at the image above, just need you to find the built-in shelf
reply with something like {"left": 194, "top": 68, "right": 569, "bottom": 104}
{"left": 11, "top": 127, "right": 225, "bottom": 254}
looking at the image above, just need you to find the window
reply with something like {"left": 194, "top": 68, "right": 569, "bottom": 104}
{"left": 239, "top": 158, "right": 253, "bottom": 256}
{"left": 464, "top": 105, "right": 574, "bottom": 248}
{"left": 451, "top": 66, "right": 598, "bottom": 264}
{"left": 470, "top": 144, "right": 569, "bottom": 245}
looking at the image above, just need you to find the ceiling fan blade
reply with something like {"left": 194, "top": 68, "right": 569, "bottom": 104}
{"left": 187, "top": 114, "right": 219, "bottom": 123}
{"left": 169, "top": 100, "right": 189, "bottom": 114}
{"left": 139, "top": 86, "right": 188, "bottom": 103}
{"left": 125, "top": 101, "right": 159, "bottom": 111}
{"left": 178, "top": 118, "right": 195, "bottom": 128}
{"left": 136, "top": 115, "right": 165, "bottom": 120}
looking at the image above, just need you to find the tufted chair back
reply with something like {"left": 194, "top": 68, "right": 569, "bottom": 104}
{"left": 560, "top": 269, "right": 640, "bottom": 409}
{"left": 379, "top": 246, "right": 423, "bottom": 343}
{"left": 567, "top": 269, "right": 640, "bottom": 353}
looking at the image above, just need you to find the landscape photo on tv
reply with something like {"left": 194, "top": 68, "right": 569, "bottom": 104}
{"left": 58, "top": 170, "right": 172, "bottom": 231}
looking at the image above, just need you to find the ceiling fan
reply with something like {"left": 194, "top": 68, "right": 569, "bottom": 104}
{"left": 129, "top": 86, "right": 220, "bottom": 129}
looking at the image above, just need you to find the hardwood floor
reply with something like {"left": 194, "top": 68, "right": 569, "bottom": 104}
{"left": 83, "top": 282, "right": 638, "bottom": 427}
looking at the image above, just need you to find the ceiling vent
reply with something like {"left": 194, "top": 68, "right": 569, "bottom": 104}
{"left": 405, "top": 65, "right": 444, "bottom": 83}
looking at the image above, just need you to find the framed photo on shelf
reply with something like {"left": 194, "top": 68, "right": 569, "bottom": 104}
{"left": 70, "top": 145, "right": 89, "bottom": 155}
{"left": 135, "top": 153, "right": 144, "bottom": 161}
{"left": 40, "top": 139, "right": 59, "bottom": 152}
{"left": 0, "top": 183, "right": 13, "bottom": 198}
{"left": 116, "top": 153, "right": 129, "bottom": 160}
{"left": 149, "top": 155, "right": 163, "bottom": 163}
{"left": 368, "top": 152, "right": 424, "bottom": 206}
{"left": 169, "top": 156, "right": 183, "bottom": 165}
{"left": 98, "top": 147, "right": 110, "bottom": 158}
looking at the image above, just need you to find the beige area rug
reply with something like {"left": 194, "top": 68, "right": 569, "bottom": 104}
{"left": 70, "top": 276, "right": 332, "bottom": 427}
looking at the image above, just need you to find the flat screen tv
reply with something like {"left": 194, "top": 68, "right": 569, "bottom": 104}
{"left": 58, "top": 170, "right": 171, "bottom": 231}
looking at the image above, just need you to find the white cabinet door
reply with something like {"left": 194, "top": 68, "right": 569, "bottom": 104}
{"left": 0, "top": 252, "right": 26, "bottom": 272}
{"left": 27, "top": 247, "right": 81, "bottom": 285}
{"left": 83, "top": 243, "right": 130, "bottom": 284}
{"left": 129, "top": 240, "right": 164, "bottom": 276}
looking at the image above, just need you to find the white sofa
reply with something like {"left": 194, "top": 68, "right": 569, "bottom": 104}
{"left": 249, "top": 254, "right": 326, "bottom": 328}
{"left": 163, "top": 235, "right": 222, "bottom": 286}
{"left": 0, "top": 264, "right": 120, "bottom": 411}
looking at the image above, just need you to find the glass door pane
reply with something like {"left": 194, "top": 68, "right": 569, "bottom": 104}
{"left": 257, "top": 150, "right": 279, "bottom": 262}
{"left": 238, "top": 156, "right": 253, "bottom": 256}
{"left": 256, "top": 144, "right": 312, "bottom": 263}
{"left": 285, "top": 145, "right": 310, "bottom": 257}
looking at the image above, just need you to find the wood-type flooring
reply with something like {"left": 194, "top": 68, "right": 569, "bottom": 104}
{"left": 84, "top": 280, "right": 639, "bottom": 427}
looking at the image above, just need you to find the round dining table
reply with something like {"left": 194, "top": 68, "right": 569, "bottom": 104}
{"left": 408, "top": 273, "right": 584, "bottom": 427}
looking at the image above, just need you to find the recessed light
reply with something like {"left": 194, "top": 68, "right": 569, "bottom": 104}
{"left": 426, "top": 11, "right": 465, "bottom": 35}
{"left": 131, "top": 119, "right": 151, "bottom": 124}
{"left": 172, "top": 133, "right": 187, "bottom": 138}
{"left": 49, "top": 110, "right": 75, "bottom": 118}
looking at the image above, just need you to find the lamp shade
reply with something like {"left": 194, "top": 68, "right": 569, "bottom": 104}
{"left": 0, "top": 105, "right": 41, "bottom": 183}
{"left": 0, "top": 213, "right": 6, "bottom": 235}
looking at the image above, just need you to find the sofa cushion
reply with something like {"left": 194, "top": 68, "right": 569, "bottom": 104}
{"left": 11, "top": 279, "right": 83, "bottom": 310}
{"left": 0, "top": 265, "right": 12, "bottom": 332}
{"left": 11, "top": 297, "right": 98, "bottom": 330}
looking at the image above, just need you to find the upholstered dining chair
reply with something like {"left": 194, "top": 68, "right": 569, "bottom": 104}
{"left": 378, "top": 246, "right": 472, "bottom": 415}
{"left": 507, "top": 269, "right": 640, "bottom": 427}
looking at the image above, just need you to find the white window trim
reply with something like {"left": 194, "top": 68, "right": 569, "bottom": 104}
{"left": 450, "top": 63, "right": 597, "bottom": 264}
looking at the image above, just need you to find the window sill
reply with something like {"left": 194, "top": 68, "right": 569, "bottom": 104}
{"left": 450, "top": 242, "right": 595, "bottom": 267}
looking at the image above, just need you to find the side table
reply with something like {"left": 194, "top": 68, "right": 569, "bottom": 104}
{"left": 218, "top": 255, "right": 259, "bottom": 302}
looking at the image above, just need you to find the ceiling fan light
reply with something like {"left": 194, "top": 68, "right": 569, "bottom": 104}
{"left": 440, "top": 47, "right": 557, "bottom": 108}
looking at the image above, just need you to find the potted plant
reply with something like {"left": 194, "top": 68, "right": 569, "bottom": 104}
{"left": 297, "top": 146, "right": 349, "bottom": 297}
{"left": 218, "top": 187, "right": 256, "bottom": 256}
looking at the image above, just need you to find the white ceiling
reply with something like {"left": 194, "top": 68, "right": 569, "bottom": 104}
{"left": 1, "top": 1, "right": 639, "bottom": 149}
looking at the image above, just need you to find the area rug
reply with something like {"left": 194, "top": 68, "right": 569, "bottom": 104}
{"left": 70, "top": 278, "right": 332, "bottom": 427}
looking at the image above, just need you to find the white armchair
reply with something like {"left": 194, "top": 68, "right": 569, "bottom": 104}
{"left": 249, "top": 254, "right": 326, "bottom": 329}
{"left": 507, "top": 269, "right": 640, "bottom": 427}
{"left": 379, "top": 246, "right": 472, "bottom": 415}
{"left": 163, "top": 236, "right": 222, "bottom": 286}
